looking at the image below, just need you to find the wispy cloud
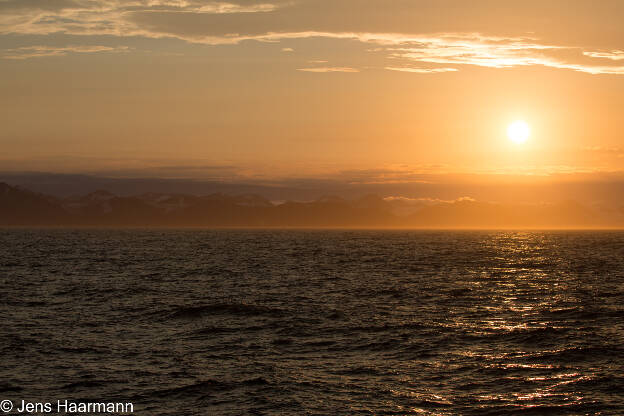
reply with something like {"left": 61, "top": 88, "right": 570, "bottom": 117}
{"left": 203, "top": 32, "right": 624, "bottom": 75}
{"left": 583, "top": 50, "right": 624, "bottom": 61}
{"left": 297, "top": 67, "right": 359, "bottom": 73}
{"left": 193, "top": 2, "right": 279, "bottom": 14}
{"left": 337, "top": 167, "right": 437, "bottom": 184}
{"left": 384, "top": 196, "right": 475, "bottom": 205}
{"left": 386, "top": 66, "right": 457, "bottom": 74}
{"left": 2, "top": 45, "right": 130, "bottom": 59}
{"left": 0, "top": 0, "right": 285, "bottom": 39}
{"left": 383, "top": 34, "right": 624, "bottom": 75}
{"left": 0, "top": 1, "right": 623, "bottom": 75}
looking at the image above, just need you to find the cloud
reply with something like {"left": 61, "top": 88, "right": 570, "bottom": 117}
{"left": 192, "top": 2, "right": 279, "bottom": 14}
{"left": 384, "top": 34, "right": 624, "bottom": 75}
{"left": 0, "top": 1, "right": 623, "bottom": 75}
{"left": 2, "top": 44, "right": 130, "bottom": 59}
{"left": 97, "top": 164, "right": 245, "bottom": 180}
{"left": 0, "top": 0, "right": 281, "bottom": 14}
{"left": 386, "top": 66, "right": 457, "bottom": 74}
{"left": 538, "top": 62, "right": 624, "bottom": 75}
{"left": 0, "top": 0, "right": 285, "bottom": 40}
{"left": 384, "top": 196, "right": 476, "bottom": 205}
{"left": 296, "top": 66, "right": 359, "bottom": 73}
{"left": 583, "top": 50, "right": 624, "bottom": 61}
{"left": 336, "top": 167, "right": 437, "bottom": 184}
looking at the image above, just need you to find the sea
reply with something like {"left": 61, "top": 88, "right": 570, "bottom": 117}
{"left": 1, "top": 229, "right": 623, "bottom": 415}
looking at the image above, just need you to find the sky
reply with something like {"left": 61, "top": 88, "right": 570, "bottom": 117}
{"left": 1, "top": 0, "right": 624, "bottom": 201}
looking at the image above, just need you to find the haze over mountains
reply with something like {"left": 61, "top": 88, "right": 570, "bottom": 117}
{"left": 1, "top": 181, "right": 623, "bottom": 228}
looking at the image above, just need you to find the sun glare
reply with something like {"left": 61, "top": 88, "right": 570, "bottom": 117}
{"left": 507, "top": 120, "right": 530, "bottom": 144}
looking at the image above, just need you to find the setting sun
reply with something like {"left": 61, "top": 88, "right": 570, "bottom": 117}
{"left": 507, "top": 120, "right": 531, "bottom": 144}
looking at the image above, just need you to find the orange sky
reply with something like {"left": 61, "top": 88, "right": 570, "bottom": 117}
{"left": 1, "top": 0, "right": 623, "bottom": 184}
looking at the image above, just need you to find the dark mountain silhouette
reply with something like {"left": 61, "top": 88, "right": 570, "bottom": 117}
{"left": 0, "top": 183, "right": 68, "bottom": 225}
{"left": 0, "top": 182, "right": 622, "bottom": 228}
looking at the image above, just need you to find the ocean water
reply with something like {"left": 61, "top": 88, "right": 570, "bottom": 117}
{"left": 1, "top": 229, "right": 623, "bottom": 415}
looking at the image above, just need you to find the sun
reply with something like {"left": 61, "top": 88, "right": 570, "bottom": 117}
{"left": 507, "top": 120, "right": 530, "bottom": 144}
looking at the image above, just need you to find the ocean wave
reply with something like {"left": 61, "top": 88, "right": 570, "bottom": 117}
{"left": 167, "top": 303, "right": 285, "bottom": 320}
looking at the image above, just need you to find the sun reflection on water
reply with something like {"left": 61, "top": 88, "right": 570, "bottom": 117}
{"left": 417, "top": 231, "right": 610, "bottom": 413}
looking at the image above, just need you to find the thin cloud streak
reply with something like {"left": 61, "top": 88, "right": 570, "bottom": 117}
{"left": 296, "top": 67, "right": 359, "bottom": 73}
{"left": 583, "top": 50, "right": 624, "bottom": 61}
{"left": 384, "top": 196, "right": 476, "bottom": 204}
{"left": 386, "top": 66, "right": 458, "bottom": 73}
{"left": 386, "top": 36, "right": 624, "bottom": 75}
{"left": 2, "top": 45, "right": 130, "bottom": 59}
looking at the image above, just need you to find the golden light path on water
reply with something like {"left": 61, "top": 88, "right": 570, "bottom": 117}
{"left": 387, "top": 231, "right": 608, "bottom": 415}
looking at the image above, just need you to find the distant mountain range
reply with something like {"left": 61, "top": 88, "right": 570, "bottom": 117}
{"left": 1, "top": 182, "right": 623, "bottom": 228}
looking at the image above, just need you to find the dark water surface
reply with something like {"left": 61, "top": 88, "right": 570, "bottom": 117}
{"left": 1, "top": 230, "right": 623, "bottom": 415}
